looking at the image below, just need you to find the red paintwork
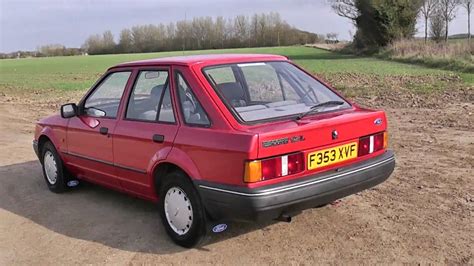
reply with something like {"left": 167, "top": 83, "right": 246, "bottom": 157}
{"left": 34, "top": 54, "right": 388, "bottom": 202}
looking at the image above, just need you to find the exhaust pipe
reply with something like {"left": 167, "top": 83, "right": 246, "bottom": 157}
{"left": 275, "top": 213, "right": 292, "bottom": 223}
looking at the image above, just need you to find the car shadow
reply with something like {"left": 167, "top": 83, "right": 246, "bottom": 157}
{"left": 0, "top": 161, "right": 276, "bottom": 254}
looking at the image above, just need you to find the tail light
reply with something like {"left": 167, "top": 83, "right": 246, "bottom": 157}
{"left": 358, "top": 131, "right": 387, "bottom": 156}
{"left": 244, "top": 152, "right": 304, "bottom": 183}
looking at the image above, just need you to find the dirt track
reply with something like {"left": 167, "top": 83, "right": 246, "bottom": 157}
{"left": 0, "top": 84, "right": 473, "bottom": 264}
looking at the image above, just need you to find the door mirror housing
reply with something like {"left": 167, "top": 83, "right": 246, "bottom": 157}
{"left": 61, "top": 103, "right": 78, "bottom": 118}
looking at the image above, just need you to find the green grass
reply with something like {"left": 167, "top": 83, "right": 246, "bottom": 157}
{"left": 0, "top": 46, "right": 472, "bottom": 91}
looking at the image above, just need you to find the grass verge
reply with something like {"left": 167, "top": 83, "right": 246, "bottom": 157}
{"left": 379, "top": 39, "right": 474, "bottom": 74}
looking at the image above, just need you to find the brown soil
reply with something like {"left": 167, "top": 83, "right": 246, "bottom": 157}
{"left": 0, "top": 77, "right": 473, "bottom": 264}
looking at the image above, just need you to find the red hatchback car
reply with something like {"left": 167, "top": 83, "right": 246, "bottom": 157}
{"left": 33, "top": 54, "right": 395, "bottom": 247}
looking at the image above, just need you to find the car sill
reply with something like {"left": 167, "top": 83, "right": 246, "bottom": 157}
{"left": 62, "top": 151, "right": 147, "bottom": 174}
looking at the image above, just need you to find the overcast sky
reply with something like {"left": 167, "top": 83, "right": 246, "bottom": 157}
{"left": 0, "top": 0, "right": 471, "bottom": 52}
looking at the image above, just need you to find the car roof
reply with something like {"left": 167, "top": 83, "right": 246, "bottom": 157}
{"left": 109, "top": 54, "right": 289, "bottom": 69}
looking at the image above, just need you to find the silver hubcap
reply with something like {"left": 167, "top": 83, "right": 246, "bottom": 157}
{"left": 164, "top": 187, "right": 193, "bottom": 235}
{"left": 43, "top": 151, "right": 58, "bottom": 185}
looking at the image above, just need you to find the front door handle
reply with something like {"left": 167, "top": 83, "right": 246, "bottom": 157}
{"left": 99, "top": 127, "right": 108, "bottom": 135}
{"left": 152, "top": 134, "right": 164, "bottom": 143}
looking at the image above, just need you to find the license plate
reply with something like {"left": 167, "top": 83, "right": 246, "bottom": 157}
{"left": 307, "top": 142, "right": 358, "bottom": 170}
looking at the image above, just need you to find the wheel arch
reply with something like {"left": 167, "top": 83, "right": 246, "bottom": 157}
{"left": 37, "top": 124, "right": 68, "bottom": 165}
{"left": 37, "top": 135, "right": 53, "bottom": 160}
{"left": 149, "top": 146, "right": 204, "bottom": 195}
{"left": 38, "top": 125, "right": 63, "bottom": 150}
{"left": 151, "top": 161, "right": 198, "bottom": 199}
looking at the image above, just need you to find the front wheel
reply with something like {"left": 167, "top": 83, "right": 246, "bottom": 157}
{"left": 158, "top": 172, "right": 207, "bottom": 248}
{"left": 41, "top": 141, "right": 68, "bottom": 193}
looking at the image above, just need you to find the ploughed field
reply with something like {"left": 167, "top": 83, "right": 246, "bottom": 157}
{"left": 0, "top": 46, "right": 472, "bottom": 264}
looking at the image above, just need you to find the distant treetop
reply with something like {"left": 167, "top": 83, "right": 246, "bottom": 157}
{"left": 81, "top": 12, "right": 324, "bottom": 55}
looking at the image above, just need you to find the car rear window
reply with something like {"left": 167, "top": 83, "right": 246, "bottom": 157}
{"left": 203, "top": 61, "right": 350, "bottom": 123}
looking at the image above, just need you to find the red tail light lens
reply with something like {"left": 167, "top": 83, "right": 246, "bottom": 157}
{"left": 245, "top": 152, "right": 305, "bottom": 183}
{"left": 358, "top": 136, "right": 371, "bottom": 156}
{"left": 261, "top": 157, "right": 280, "bottom": 180}
{"left": 374, "top": 133, "right": 384, "bottom": 151}
{"left": 287, "top": 153, "right": 304, "bottom": 175}
{"left": 358, "top": 132, "right": 386, "bottom": 157}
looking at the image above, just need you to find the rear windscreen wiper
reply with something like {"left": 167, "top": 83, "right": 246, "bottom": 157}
{"left": 295, "top": 101, "right": 345, "bottom": 120}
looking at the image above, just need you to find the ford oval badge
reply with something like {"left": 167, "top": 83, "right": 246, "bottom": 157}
{"left": 374, "top": 118, "right": 383, "bottom": 125}
{"left": 212, "top": 224, "right": 228, "bottom": 233}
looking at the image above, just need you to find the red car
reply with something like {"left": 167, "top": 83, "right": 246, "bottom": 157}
{"left": 33, "top": 54, "right": 395, "bottom": 247}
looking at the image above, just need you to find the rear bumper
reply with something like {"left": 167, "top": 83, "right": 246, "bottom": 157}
{"left": 196, "top": 150, "right": 395, "bottom": 222}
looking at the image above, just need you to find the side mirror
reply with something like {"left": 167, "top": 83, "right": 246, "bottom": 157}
{"left": 85, "top": 107, "right": 106, "bottom": 117}
{"left": 61, "top": 103, "right": 77, "bottom": 118}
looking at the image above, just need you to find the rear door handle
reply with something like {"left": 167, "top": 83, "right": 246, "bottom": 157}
{"left": 99, "top": 127, "right": 108, "bottom": 135}
{"left": 152, "top": 134, "right": 164, "bottom": 143}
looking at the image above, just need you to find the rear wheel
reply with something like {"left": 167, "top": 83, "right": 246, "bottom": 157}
{"left": 158, "top": 171, "right": 207, "bottom": 248}
{"left": 40, "top": 141, "right": 68, "bottom": 193}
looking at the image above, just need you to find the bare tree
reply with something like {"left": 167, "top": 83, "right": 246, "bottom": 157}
{"left": 420, "top": 0, "right": 439, "bottom": 42}
{"left": 431, "top": 8, "right": 446, "bottom": 41}
{"left": 461, "top": 0, "right": 472, "bottom": 43}
{"left": 439, "top": 0, "right": 460, "bottom": 41}
{"left": 251, "top": 14, "right": 259, "bottom": 46}
{"left": 99, "top": 30, "right": 116, "bottom": 54}
{"left": 268, "top": 12, "right": 283, "bottom": 46}
{"left": 258, "top": 14, "right": 267, "bottom": 45}
{"left": 215, "top": 16, "right": 226, "bottom": 48}
{"left": 175, "top": 20, "right": 189, "bottom": 50}
{"left": 118, "top": 29, "right": 133, "bottom": 53}
{"left": 330, "top": 0, "right": 359, "bottom": 24}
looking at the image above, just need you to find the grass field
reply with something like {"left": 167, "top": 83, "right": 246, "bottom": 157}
{"left": 0, "top": 46, "right": 472, "bottom": 92}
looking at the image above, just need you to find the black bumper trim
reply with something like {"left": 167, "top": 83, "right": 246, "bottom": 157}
{"left": 196, "top": 150, "right": 395, "bottom": 222}
{"left": 199, "top": 155, "right": 394, "bottom": 197}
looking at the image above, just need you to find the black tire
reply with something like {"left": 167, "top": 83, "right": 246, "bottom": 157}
{"left": 40, "top": 141, "right": 68, "bottom": 193}
{"left": 158, "top": 171, "right": 207, "bottom": 248}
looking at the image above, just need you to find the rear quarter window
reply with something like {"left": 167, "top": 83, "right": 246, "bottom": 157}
{"left": 176, "top": 72, "right": 210, "bottom": 127}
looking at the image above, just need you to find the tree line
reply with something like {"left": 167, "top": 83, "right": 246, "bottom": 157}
{"left": 331, "top": 0, "right": 472, "bottom": 51}
{"left": 82, "top": 12, "right": 323, "bottom": 55}
{"left": 0, "top": 45, "right": 84, "bottom": 59}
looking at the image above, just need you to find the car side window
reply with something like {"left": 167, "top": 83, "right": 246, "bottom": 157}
{"left": 126, "top": 70, "right": 175, "bottom": 123}
{"left": 176, "top": 72, "right": 210, "bottom": 126}
{"left": 84, "top": 71, "right": 131, "bottom": 118}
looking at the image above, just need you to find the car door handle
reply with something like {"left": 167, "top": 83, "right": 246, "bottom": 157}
{"left": 99, "top": 127, "right": 108, "bottom": 135}
{"left": 152, "top": 134, "right": 164, "bottom": 143}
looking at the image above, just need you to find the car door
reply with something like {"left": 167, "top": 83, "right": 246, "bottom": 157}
{"left": 113, "top": 68, "right": 179, "bottom": 198}
{"left": 65, "top": 70, "right": 133, "bottom": 189}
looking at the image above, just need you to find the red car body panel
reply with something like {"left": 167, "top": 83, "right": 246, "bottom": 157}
{"left": 34, "top": 54, "right": 395, "bottom": 220}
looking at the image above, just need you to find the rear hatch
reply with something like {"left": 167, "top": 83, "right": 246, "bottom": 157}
{"left": 242, "top": 108, "right": 387, "bottom": 176}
